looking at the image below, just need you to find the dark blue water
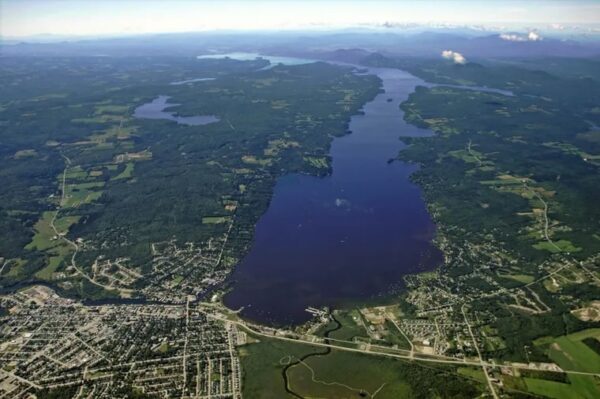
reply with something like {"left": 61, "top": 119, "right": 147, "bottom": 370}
{"left": 223, "top": 66, "right": 443, "bottom": 325}
{"left": 134, "top": 95, "right": 219, "bottom": 126}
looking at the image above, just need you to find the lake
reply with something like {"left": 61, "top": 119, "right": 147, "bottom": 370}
{"left": 197, "top": 52, "right": 316, "bottom": 70}
{"left": 218, "top": 58, "right": 444, "bottom": 325}
{"left": 134, "top": 95, "right": 219, "bottom": 126}
{"left": 170, "top": 77, "right": 216, "bottom": 85}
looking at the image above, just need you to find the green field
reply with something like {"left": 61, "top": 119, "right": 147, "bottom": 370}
{"left": 533, "top": 240, "right": 582, "bottom": 253}
{"left": 498, "top": 273, "right": 535, "bottom": 284}
{"left": 326, "top": 310, "right": 369, "bottom": 343}
{"left": 528, "top": 329, "right": 600, "bottom": 398}
{"left": 202, "top": 216, "right": 230, "bottom": 225}
{"left": 26, "top": 211, "right": 60, "bottom": 252}
{"left": 239, "top": 334, "right": 483, "bottom": 398}
{"left": 24, "top": 211, "right": 77, "bottom": 280}
{"left": 457, "top": 367, "right": 487, "bottom": 384}
{"left": 238, "top": 336, "right": 315, "bottom": 398}
{"left": 63, "top": 181, "right": 105, "bottom": 208}
{"left": 525, "top": 377, "right": 584, "bottom": 399}
{"left": 286, "top": 350, "right": 412, "bottom": 398}
{"left": 113, "top": 162, "right": 134, "bottom": 180}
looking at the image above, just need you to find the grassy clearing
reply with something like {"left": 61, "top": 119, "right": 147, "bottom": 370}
{"left": 480, "top": 178, "right": 525, "bottom": 186}
{"left": 498, "top": 273, "right": 535, "bottom": 284}
{"left": 242, "top": 155, "right": 272, "bottom": 166}
{"left": 26, "top": 211, "right": 60, "bottom": 251}
{"left": 531, "top": 329, "right": 600, "bottom": 398}
{"left": 303, "top": 156, "right": 328, "bottom": 169}
{"left": 448, "top": 149, "right": 483, "bottom": 164}
{"left": 114, "top": 149, "right": 152, "bottom": 163}
{"left": 114, "top": 162, "right": 134, "bottom": 180}
{"left": 202, "top": 216, "right": 230, "bottom": 225}
{"left": 457, "top": 367, "right": 487, "bottom": 384}
{"left": 264, "top": 139, "right": 300, "bottom": 157}
{"left": 72, "top": 114, "right": 123, "bottom": 124}
{"left": 63, "top": 181, "right": 105, "bottom": 208}
{"left": 239, "top": 336, "right": 315, "bottom": 398}
{"left": 533, "top": 239, "right": 582, "bottom": 253}
{"left": 35, "top": 256, "right": 64, "bottom": 280}
{"left": 64, "top": 166, "right": 88, "bottom": 180}
{"left": 53, "top": 216, "right": 81, "bottom": 234}
{"left": 171, "top": 275, "right": 184, "bottom": 285}
{"left": 14, "top": 149, "right": 38, "bottom": 159}
{"left": 525, "top": 378, "right": 581, "bottom": 399}
{"left": 287, "top": 350, "right": 412, "bottom": 398}
{"left": 4, "top": 259, "right": 27, "bottom": 278}
{"left": 543, "top": 141, "right": 600, "bottom": 164}
{"left": 327, "top": 310, "right": 369, "bottom": 342}
{"left": 91, "top": 124, "right": 136, "bottom": 143}
{"left": 94, "top": 104, "right": 130, "bottom": 114}
{"left": 240, "top": 334, "right": 481, "bottom": 399}
{"left": 25, "top": 212, "right": 77, "bottom": 280}
{"left": 157, "top": 342, "right": 169, "bottom": 354}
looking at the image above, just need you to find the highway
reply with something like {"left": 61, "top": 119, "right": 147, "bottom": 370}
{"left": 197, "top": 303, "right": 600, "bottom": 379}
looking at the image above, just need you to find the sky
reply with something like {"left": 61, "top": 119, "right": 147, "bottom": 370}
{"left": 1, "top": 0, "right": 599, "bottom": 38}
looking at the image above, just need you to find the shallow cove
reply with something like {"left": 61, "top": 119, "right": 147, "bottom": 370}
{"left": 222, "top": 62, "right": 443, "bottom": 326}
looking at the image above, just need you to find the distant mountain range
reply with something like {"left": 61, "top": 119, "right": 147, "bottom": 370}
{"left": 2, "top": 30, "right": 599, "bottom": 59}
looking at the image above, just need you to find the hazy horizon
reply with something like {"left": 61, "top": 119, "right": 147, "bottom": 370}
{"left": 2, "top": 0, "right": 600, "bottom": 39}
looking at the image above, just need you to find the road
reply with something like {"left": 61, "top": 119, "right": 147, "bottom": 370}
{"left": 181, "top": 298, "right": 190, "bottom": 398}
{"left": 49, "top": 153, "right": 133, "bottom": 296}
{"left": 198, "top": 303, "right": 600, "bottom": 379}
{"left": 532, "top": 189, "right": 561, "bottom": 252}
{"left": 461, "top": 304, "right": 498, "bottom": 399}
{"left": 386, "top": 312, "right": 414, "bottom": 359}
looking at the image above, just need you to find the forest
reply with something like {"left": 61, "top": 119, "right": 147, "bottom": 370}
{"left": 0, "top": 55, "right": 380, "bottom": 296}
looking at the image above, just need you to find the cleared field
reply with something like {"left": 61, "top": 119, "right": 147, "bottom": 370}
{"left": 35, "top": 256, "right": 64, "bottom": 280}
{"left": 326, "top": 311, "right": 369, "bottom": 342}
{"left": 525, "top": 378, "right": 582, "bottom": 399}
{"left": 26, "top": 211, "right": 78, "bottom": 280}
{"left": 202, "top": 216, "right": 230, "bottom": 225}
{"left": 114, "top": 162, "right": 134, "bottom": 180}
{"left": 530, "top": 329, "right": 600, "bottom": 398}
{"left": 286, "top": 350, "right": 412, "bottom": 398}
{"left": 26, "top": 211, "right": 60, "bottom": 252}
{"left": 63, "top": 181, "right": 105, "bottom": 208}
{"left": 239, "top": 334, "right": 482, "bottom": 399}
{"left": 498, "top": 273, "right": 535, "bottom": 284}
{"left": 303, "top": 156, "right": 329, "bottom": 169}
{"left": 533, "top": 239, "right": 582, "bottom": 253}
{"left": 457, "top": 367, "right": 487, "bottom": 384}
{"left": 239, "top": 336, "right": 315, "bottom": 398}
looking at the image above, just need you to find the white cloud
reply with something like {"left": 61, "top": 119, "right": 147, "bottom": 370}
{"left": 441, "top": 50, "right": 467, "bottom": 64}
{"left": 499, "top": 33, "right": 525, "bottom": 41}
{"left": 499, "top": 31, "right": 542, "bottom": 41}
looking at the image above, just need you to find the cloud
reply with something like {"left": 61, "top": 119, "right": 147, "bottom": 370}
{"left": 499, "top": 33, "right": 525, "bottom": 41}
{"left": 499, "top": 31, "right": 543, "bottom": 41}
{"left": 441, "top": 50, "right": 467, "bottom": 64}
